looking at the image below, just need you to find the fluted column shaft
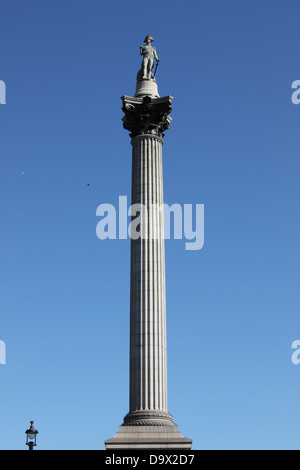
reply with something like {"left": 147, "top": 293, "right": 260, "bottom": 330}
{"left": 122, "top": 94, "right": 174, "bottom": 427}
{"left": 129, "top": 134, "right": 167, "bottom": 416}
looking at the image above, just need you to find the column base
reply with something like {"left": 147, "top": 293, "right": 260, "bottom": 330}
{"left": 123, "top": 410, "right": 175, "bottom": 427}
{"left": 105, "top": 425, "right": 192, "bottom": 450}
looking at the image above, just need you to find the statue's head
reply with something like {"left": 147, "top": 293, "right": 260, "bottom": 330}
{"left": 144, "top": 34, "right": 154, "bottom": 44}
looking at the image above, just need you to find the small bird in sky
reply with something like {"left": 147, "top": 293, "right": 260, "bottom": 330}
{"left": 87, "top": 183, "right": 90, "bottom": 187}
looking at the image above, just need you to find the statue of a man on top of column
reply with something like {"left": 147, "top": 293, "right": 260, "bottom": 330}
{"left": 140, "top": 34, "right": 160, "bottom": 79}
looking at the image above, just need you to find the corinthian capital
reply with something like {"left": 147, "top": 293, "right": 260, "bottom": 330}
{"left": 121, "top": 95, "right": 173, "bottom": 139}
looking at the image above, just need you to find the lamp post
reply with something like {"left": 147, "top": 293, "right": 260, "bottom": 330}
{"left": 25, "top": 421, "right": 38, "bottom": 450}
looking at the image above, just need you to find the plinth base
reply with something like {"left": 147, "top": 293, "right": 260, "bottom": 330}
{"left": 105, "top": 425, "right": 192, "bottom": 450}
{"left": 134, "top": 70, "right": 160, "bottom": 98}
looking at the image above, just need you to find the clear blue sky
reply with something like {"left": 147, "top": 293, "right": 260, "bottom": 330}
{"left": 0, "top": 0, "right": 299, "bottom": 450}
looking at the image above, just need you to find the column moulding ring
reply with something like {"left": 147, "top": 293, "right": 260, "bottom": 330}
{"left": 131, "top": 134, "right": 164, "bottom": 147}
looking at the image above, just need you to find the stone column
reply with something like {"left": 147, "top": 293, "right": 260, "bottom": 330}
{"left": 121, "top": 95, "right": 173, "bottom": 427}
{"left": 105, "top": 90, "right": 192, "bottom": 450}
{"left": 125, "top": 132, "right": 172, "bottom": 426}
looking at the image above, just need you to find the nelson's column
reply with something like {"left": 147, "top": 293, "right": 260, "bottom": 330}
{"left": 105, "top": 35, "right": 192, "bottom": 450}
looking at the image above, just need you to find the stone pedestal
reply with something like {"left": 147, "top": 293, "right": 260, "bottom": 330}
{"left": 105, "top": 82, "right": 192, "bottom": 450}
{"left": 105, "top": 425, "right": 192, "bottom": 450}
{"left": 135, "top": 70, "right": 160, "bottom": 98}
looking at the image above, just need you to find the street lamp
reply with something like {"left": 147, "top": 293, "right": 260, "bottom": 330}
{"left": 25, "top": 421, "right": 38, "bottom": 450}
